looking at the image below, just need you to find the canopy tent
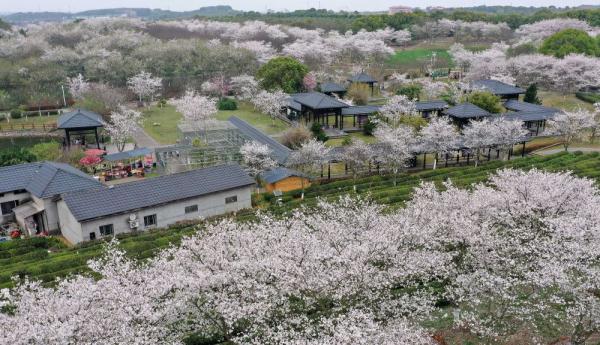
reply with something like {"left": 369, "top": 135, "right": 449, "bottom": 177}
{"left": 103, "top": 148, "right": 153, "bottom": 162}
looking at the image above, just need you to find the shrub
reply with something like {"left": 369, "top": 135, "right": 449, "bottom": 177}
{"left": 10, "top": 108, "right": 22, "bottom": 119}
{"left": 540, "top": 28, "right": 599, "bottom": 58}
{"left": 362, "top": 118, "right": 377, "bottom": 136}
{"left": 467, "top": 91, "right": 503, "bottom": 113}
{"left": 30, "top": 141, "right": 61, "bottom": 161}
{"left": 280, "top": 126, "right": 312, "bottom": 149}
{"left": 217, "top": 97, "right": 237, "bottom": 110}
{"left": 396, "top": 84, "right": 421, "bottom": 101}
{"left": 310, "top": 122, "right": 327, "bottom": 142}
{"left": 257, "top": 56, "right": 308, "bottom": 93}
{"left": 575, "top": 92, "right": 600, "bottom": 104}
{"left": 523, "top": 84, "right": 541, "bottom": 105}
{"left": 0, "top": 148, "right": 36, "bottom": 167}
{"left": 347, "top": 83, "right": 370, "bottom": 105}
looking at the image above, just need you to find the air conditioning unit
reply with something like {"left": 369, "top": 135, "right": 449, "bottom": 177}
{"left": 128, "top": 214, "right": 139, "bottom": 229}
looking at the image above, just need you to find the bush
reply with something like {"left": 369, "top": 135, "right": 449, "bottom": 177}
{"left": 540, "top": 28, "right": 599, "bottom": 58}
{"left": 347, "top": 83, "right": 370, "bottom": 105}
{"left": 257, "top": 56, "right": 308, "bottom": 93}
{"left": 310, "top": 122, "right": 327, "bottom": 142}
{"left": 362, "top": 118, "right": 377, "bottom": 136}
{"left": 281, "top": 126, "right": 312, "bottom": 149}
{"left": 396, "top": 84, "right": 421, "bottom": 101}
{"left": 467, "top": 91, "right": 503, "bottom": 113}
{"left": 575, "top": 92, "right": 600, "bottom": 104}
{"left": 217, "top": 97, "right": 237, "bottom": 110}
{"left": 30, "top": 141, "right": 61, "bottom": 161}
{"left": 0, "top": 148, "right": 36, "bottom": 167}
{"left": 10, "top": 108, "right": 22, "bottom": 119}
{"left": 523, "top": 84, "right": 541, "bottom": 105}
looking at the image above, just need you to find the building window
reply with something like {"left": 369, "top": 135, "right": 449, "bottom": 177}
{"left": 1, "top": 200, "right": 19, "bottom": 215}
{"left": 185, "top": 205, "right": 198, "bottom": 214}
{"left": 13, "top": 189, "right": 27, "bottom": 194}
{"left": 225, "top": 195, "right": 238, "bottom": 204}
{"left": 89, "top": 232, "right": 96, "bottom": 241}
{"left": 144, "top": 214, "right": 157, "bottom": 227}
{"left": 99, "top": 224, "right": 114, "bottom": 236}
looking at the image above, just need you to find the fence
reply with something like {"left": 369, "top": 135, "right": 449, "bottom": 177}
{"left": 0, "top": 123, "right": 58, "bottom": 132}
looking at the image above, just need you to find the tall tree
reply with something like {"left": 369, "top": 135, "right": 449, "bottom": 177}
{"left": 285, "top": 139, "right": 330, "bottom": 199}
{"left": 374, "top": 124, "right": 414, "bottom": 185}
{"left": 547, "top": 109, "right": 596, "bottom": 151}
{"left": 127, "top": 71, "right": 162, "bottom": 106}
{"left": 256, "top": 56, "right": 308, "bottom": 93}
{"left": 340, "top": 138, "right": 373, "bottom": 191}
{"left": 172, "top": 90, "right": 217, "bottom": 139}
{"left": 540, "top": 29, "right": 599, "bottom": 58}
{"left": 523, "top": 83, "right": 541, "bottom": 104}
{"left": 240, "top": 141, "right": 277, "bottom": 178}
{"left": 251, "top": 90, "right": 288, "bottom": 126}
{"left": 419, "top": 116, "right": 459, "bottom": 169}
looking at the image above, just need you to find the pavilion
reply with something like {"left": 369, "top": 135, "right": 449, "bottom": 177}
{"left": 347, "top": 73, "right": 378, "bottom": 95}
{"left": 341, "top": 105, "right": 380, "bottom": 130}
{"left": 443, "top": 102, "right": 491, "bottom": 126}
{"left": 287, "top": 92, "right": 349, "bottom": 129}
{"left": 319, "top": 82, "right": 347, "bottom": 98}
{"left": 416, "top": 100, "right": 449, "bottom": 118}
{"left": 57, "top": 109, "right": 105, "bottom": 149}
{"left": 470, "top": 79, "right": 525, "bottom": 100}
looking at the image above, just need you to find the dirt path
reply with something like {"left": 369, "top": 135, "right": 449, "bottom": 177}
{"left": 131, "top": 125, "right": 160, "bottom": 148}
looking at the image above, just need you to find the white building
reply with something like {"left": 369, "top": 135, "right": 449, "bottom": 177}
{"left": 1, "top": 162, "right": 254, "bottom": 244}
{"left": 58, "top": 164, "right": 254, "bottom": 244}
{"left": 389, "top": 6, "right": 413, "bottom": 14}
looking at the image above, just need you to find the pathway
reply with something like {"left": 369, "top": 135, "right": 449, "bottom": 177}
{"left": 132, "top": 124, "right": 160, "bottom": 149}
{"left": 535, "top": 146, "right": 600, "bottom": 155}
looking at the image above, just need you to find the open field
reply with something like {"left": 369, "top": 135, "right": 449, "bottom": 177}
{"left": 539, "top": 90, "right": 596, "bottom": 111}
{"left": 1, "top": 151, "right": 598, "bottom": 289}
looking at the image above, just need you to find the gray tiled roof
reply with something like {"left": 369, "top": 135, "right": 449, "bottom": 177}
{"left": 416, "top": 100, "right": 449, "bottom": 112}
{"left": 290, "top": 92, "right": 349, "bottom": 110}
{"left": 62, "top": 164, "right": 255, "bottom": 222}
{"left": 504, "top": 110, "right": 558, "bottom": 122}
{"left": 471, "top": 79, "right": 525, "bottom": 96}
{"left": 341, "top": 105, "right": 380, "bottom": 116}
{"left": 503, "top": 100, "right": 558, "bottom": 113}
{"left": 260, "top": 167, "right": 307, "bottom": 184}
{"left": 348, "top": 73, "right": 377, "bottom": 83}
{"left": 228, "top": 116, "right": 292, "bottom": 164}
{"left": 287, "top": 98, "right": 302, "bottom": 112}
{"left": 57, "top": 109, "right": 105, "bottom": 129}
{"left": 320, "top": 82, "right": 347, "bottom": 93}
{"left": 444, "top": 102, "right": 491, "bottom": 119}
{"left": 0, "top": 162, "right": 101, "bottom": 198}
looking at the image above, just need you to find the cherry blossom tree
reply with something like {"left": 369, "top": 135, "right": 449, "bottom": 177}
{"left": 589, "top": 103, "right": 600, "bottom": 143}
{"left": 462, "top": 118, "right": 495, "bottom": 167}
{"left": 127, "top": 71, "right": 162, "bottom": 106}
{"left": 550, "top": 54, "right": 600, "bottom": 94}
{"left": 515, "top": 18, "right": 592, "bottom": 44}
{"left": 66, "top": 73, "right": 90, "bottom": 100}
{"left": 546, "top": 109, "right": 596, "bottom": 151}
{"left": 489, "top": 118, "right": 528, "bottom": 160}
{"left": 374, "top": 124, "right": 415, "bottom": 185}
{"left": 230, "top": 74, "right": 258, "bottom": 100}
{"left": 339, "top": 138, "right": 373, "bottom": 191}
{"left": 285, "top": 139, "right": 330, "bottom": 198}
{"left": 104, "top": 106, "right": 142, "bottom": 152}
{"left": 419, "top": 116, "right": 459, "bottom": 169}
{"left": 251, "top": 90, "right": 288, "bottom": 126}
{"left": 172, "top": 90, "right": 217, "bottom": 138}
{"left": 240, "top": 141, "right": 277, "bottom": 178}
{"left": 302, "top": 72, "right": 317, "bottom": 92}
{"left": 379, "top": 95, "right": 417, "bottom": 128}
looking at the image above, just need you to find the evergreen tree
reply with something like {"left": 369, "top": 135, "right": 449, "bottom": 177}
{"left": 524, "top": 84, "right": 541, "bottom": 105}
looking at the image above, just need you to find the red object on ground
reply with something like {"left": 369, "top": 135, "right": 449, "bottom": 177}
{"left": 10, "top": 230, "right": 21, "bottom": 239}
{"left": 79, "top": 155, "right": 102, "bottom": 166}
{"left": 84, "top": 148, "right": 106, "bottom": 156}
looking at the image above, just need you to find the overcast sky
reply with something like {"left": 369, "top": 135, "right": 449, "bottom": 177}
{"left": 1, "top": 0, "right": 596, "bottom": 13}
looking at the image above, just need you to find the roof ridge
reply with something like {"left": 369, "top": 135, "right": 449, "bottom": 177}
{"left": 32, "top": 162, "right": 59, "bottom": 197}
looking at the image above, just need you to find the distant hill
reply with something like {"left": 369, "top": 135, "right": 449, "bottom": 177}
{"left": 1, "top": 5, "right": 239, "bottom": 24}
{"left": 439, "top": 4, "right": 600, "bottom": 15}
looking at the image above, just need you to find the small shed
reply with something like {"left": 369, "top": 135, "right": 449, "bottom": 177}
{"left": 319, "top": 82, "right": 347, "bottom": 97}
{"left": 347, "top": 73, "right": 378, "bottom": 95}
{"left": 444, "top": 102, "right": 491, "bottom": 126}
{"left": 57, "top": 109, "right": 105, "bottom": 149}
{"left": 261, "top": 167, "right": 310, "bottom": 193}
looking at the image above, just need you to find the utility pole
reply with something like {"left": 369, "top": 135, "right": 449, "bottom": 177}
{"left": 61, "top": 85, "right": 67, "bottom": 108}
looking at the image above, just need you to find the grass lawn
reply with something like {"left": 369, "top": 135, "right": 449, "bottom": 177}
{"left": 142, "top": 105, "right": 182, "bottom": 144}
{"left": 215, "top": 101, "right": 289, "bottom": 135}
{"left": 142, "top": 102, "right": 289, "bottom": 145}
{"left": 539, "top": 91, "right": 595, "bottom": 111}
{"left": 0, "top": 113, "right": 60, "bottom": 130}
{"left": 325, "top": 132, "right": 377, "bottom": 147}
{"left": 387, "top": 48, "right": 453, "bottom": 71}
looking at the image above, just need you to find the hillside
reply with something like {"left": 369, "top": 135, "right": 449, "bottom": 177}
{"left": 1, "top": 5, "right": 238, "bottom": 24}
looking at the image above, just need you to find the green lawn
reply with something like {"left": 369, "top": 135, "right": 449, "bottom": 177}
{"left": 388, "top": 48, "right": 453, "bottom": 68}
{"left": 2, "top": 152, "right": 599, "bottom": 290}
{"left": 0, "top": 113, "right": 60, "bottom": 131}
{"left": 539, "top": 91, "right": 595, "bottom": 111}
{"left": 215, "top": 102, "right": 289, "bottom": 135}
{"left": 142, "top": 105, "right": 182, "bottom": 144}
{"left": 142, "top": 102, "right": 289, "bottom": 145}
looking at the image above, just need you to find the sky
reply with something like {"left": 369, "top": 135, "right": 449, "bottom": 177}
{"left": 0, "top": 0, "right": 597, "bottom": 13}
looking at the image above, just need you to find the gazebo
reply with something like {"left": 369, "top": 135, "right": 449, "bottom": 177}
{"left": 57, "top": 109, "right": 105, "bottom": 149}
{"left": 341, "top": 105, "right": 380, "bottom": 130}
{"left": 319, "top": 82, "right": 347, "bottom": 98}
{"left": 443, "top": 102, "right": 491, "bottom": 126}
{"left": 416, "top": 100, "right": 449, "bottom": 118}
{"left": 287, "top": 92, "right": 349, "bottom": 129}
{"left": 347, "top": 73, "right": 378, "bottom": 96}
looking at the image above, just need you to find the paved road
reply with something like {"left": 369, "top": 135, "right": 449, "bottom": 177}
{"left": 535, "top": 146, "right": 600, "bottom": 155}
{"left": 132, "top": 125, "right": 160, "bottom": 148}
